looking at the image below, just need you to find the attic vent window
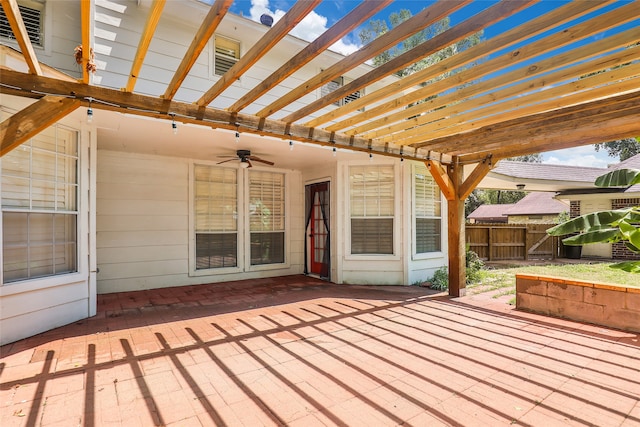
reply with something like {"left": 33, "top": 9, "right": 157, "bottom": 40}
{"left": 214, "top": 35, "right": 239, "bottom": 76}
{"left": 321, "top": 75, "right": 362, "bottom": 108}
{"left": 0, "top": 2, "right": 43, "bottom": 47}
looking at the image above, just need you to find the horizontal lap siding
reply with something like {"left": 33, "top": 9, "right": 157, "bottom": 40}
{"left": 97, "top": 151, "right": 189, "bottom": 293}
{"left": 97, "top": 150, "right": 305, "bottom": 294}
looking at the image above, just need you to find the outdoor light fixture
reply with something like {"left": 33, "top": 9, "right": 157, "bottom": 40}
{"left": 86, "top": 98, "right": 93, "bottom": 123}
{"left": 235, "top": 130, "right": 240, "bottom": 143}
{"left": 289, "top": 140, "right": 294, "bottom": 151}
{"left": 369, "top": 152, "right": 373, "bottom": 162}
{"left": 170, "top": 113, "right": 177, "bottom": 135}
{"left": 332, "top": 147, "right": 337, "bottom": 157}
{"left": 516, "top": 184, "right": 525, "bottom": 190}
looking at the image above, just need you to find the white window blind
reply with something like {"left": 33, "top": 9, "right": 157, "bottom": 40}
{"left": 214, "top": 35, "right": 239, "bottom": 76}
{"left": 350, "top": 165, "right": 394, "bottom": 254}
{"left": 2, "top": 124, "right": 78, "bottom": 282}
{"left": 0, "top": 2, "right": 43, "bottom": 46}
{"left": 414, "top": 165, "right": 442, "bottom": 253}
{"left": 194, "top": 165, "right": 237, "bottom": 269}
{"left": 321, "top": 75, "right": 362, "bottom": 107}
{"left": 249, "top": 170, "right": 285, "bottom": 265}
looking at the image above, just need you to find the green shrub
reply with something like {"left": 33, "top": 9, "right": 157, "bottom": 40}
{"left": 429, "top": 267, "right": 449, "bottom": 291}
{"left": 428, "top": 248, "right": 484, "bottom": 291}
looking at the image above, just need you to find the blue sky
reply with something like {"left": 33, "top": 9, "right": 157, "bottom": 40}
{"left": 228, "top": 0, "right": 634, "bottom": 167}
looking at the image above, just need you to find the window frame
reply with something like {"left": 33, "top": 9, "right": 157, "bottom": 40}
{"left": 412, "top": 163, "right": 445, "bottom": 260}
{"left": 345, "top": 162, "right": 399, "bottom": 260}
{"left": 246, "top": 169, "right": 287, "bottom": 269}
{"left": 189, "top": 163, "right": 242, "bottom": 277}
{"left": 319, "top": 74, "right": 364, "bottom": 108}
{"left": 211, "top": 34, "right": 240, "bottom": 77}
{"left": 1, "top": 121, "right": 81, "bottom": 285}
{"left": 188, "top": 162, "right": 290, "bottom": 277}
{"left": 0, "top": 0, "right": 48, "bottom": 50}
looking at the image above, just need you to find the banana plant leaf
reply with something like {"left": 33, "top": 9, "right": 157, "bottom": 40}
{"left": 547, "top": 209, "right": 636, "bottom": 236}
{"left": 610, "top": 261, "right": 640, "bottom": 273}
{"left": 625, "top": 241, "right": 640, "bottom": 254}
{"left": 595, "top": 168, "right": 640, "bottom": 187}
{"left": 562, "top": 229, "right": 620, "bottom": 246}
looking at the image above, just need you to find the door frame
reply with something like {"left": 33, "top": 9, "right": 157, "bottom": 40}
{"left": 305, "top": 180, "right": 331, "bottom": 280}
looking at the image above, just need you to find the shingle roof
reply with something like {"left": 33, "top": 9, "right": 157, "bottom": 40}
{"left": 468, "top": 203, "right": 514, "bottom": 220}
{"left": 506, "top": 192, "right": 569, "bottom": 216}
{"left": 491, "top": 161, "right": 605, "bottom": 183}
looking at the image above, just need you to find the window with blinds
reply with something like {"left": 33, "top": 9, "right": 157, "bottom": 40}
{"left": 349, "top": 165, "right": 394, "bottom": 254}
{"left": 214, "top": 35, "right": 239, "bottom": 76}
{"left": 0, "top": 1, "right": 43, "bottom": 47}
{"left": 320, "top": 76, "right": 362, "bottom": 107}
{"left": 194, "top": 165, "right": 238, "bottom": 269}
{"left": 414, "top": 165, "right": 442, "bottom": 253}
{"left": 249, "top": 170, "right": 285, "bottom": 265}
{"left": 1, "top": 124, "right": 78, "bottom": 283}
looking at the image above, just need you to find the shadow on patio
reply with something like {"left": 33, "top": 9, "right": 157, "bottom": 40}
{"left": 1, "top": 275, "right": 639, "bottom": 426}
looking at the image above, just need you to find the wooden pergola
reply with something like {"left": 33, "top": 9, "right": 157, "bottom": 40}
{"left": 1, "top": 0, "right": 639, "bottom": 296}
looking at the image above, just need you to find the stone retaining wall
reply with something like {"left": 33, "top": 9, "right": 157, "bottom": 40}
{"left": 516, "top": 274, "right": 640, "bottom": 333}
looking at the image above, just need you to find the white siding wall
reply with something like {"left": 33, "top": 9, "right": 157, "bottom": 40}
{"left": 96, "top": 150, "right": 303, "bottom": 294}
{"left": 0, "top": 97, "right": 95, "bottom": 346}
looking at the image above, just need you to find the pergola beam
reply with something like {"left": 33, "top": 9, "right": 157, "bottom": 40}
{"left": 256, "top": 0, "right": 470, "bottom": 118}
{"left": 283, "top": 0, "right": 535, "bottom": 124}
{"left": 307, "top": 0, "right": 612, "bottom": 129}
{"left": 414, "top": 89, "right": 640, "bottom": 162}
{"left": 0, "top": 0, "right": 42, "bottom": 75}
{"left": 0, "top": 69, "right": 439, "bottom": 163}
{"left": 354, "top": 5, "right": 640, "bottom": 140}
{"left": 0, "top": 96, "right": 80, "bottom": 155}
{"left": 227, "top": 0, "right": 391, "bottom": 113}
{"left": 196, "top": 0, "right": 322, "bottom": 107}
{"left": 125, "top": 0, "right": 166, "bottom": 92}
{"left": 163, "top": 0, "right": 233, "bottom": 100}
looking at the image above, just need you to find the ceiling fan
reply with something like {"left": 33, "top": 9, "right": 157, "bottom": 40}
{"left": 216, "top": 149, "right": 275, "bottom": 168}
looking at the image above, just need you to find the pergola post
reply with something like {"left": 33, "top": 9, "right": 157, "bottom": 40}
{"left": 427, "top": 156, "right": 494, "bottom": 297}
{"left": 447, "top": 160, "right": 466, "bottom": 297}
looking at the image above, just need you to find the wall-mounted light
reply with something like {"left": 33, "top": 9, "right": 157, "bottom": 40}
{"left": 289, "top": 140, "right": 294, "bottom": 151}
{"left": 516, "top": 184, "right": 525, "bottom": 190}
{"left": 170, "top": 113, "right": 177, "bottom": 135}
{"left": 332, "top": 147, "right": 337, "bottom": 157}
{"left": 369, "top": 152, "right": 373, "bottom": 162}
{"left": 86, "top": 98, "right": 93, "bottom": 123}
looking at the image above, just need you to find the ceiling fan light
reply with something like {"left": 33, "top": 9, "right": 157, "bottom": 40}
{"left": 240, "top": 161, "right": 250, "bottom": 168}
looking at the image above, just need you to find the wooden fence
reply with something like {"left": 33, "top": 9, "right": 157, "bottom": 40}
{"left": 466, "top": 223, "right": 563, "bottom": 261}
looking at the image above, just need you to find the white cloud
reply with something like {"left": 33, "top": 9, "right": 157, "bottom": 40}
{"left": 543, "top": 146, "right": 616, "bottom": 168}
{"left": 248, "top": 0, "right": 361, "bottom": 55}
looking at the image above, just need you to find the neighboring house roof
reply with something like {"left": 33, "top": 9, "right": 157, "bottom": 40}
{"left": 480, "top": 154, "right": 640, "bottom": 194}
{"left": 506, "top": 192, "right": 569, "bottom": 216}
{"left": 469, "top": 192, "right": 568, "bottom": 221}
{"left": 468, "top": 203, "right": 514, "bottom": 221}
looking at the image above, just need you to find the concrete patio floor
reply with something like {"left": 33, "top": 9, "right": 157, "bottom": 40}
{"left": 1, "top": 275, "right": 639, "bottom": 426}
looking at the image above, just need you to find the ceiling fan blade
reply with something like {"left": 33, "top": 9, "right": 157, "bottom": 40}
{"left": 247, "top": 159, "right": 253, "bottom": 168}
{"left": 216, "top": 155, "right": 238, "bottom": 158}
{"left": 216, "top": 159, "right": 236, "bottom": 164}
{"left": 249, "top": 156, "right": 275, "bottom": 166}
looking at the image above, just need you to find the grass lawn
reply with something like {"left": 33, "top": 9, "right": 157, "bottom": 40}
{"left": 467, "top": 261, "right": 640, "bottom": 304}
